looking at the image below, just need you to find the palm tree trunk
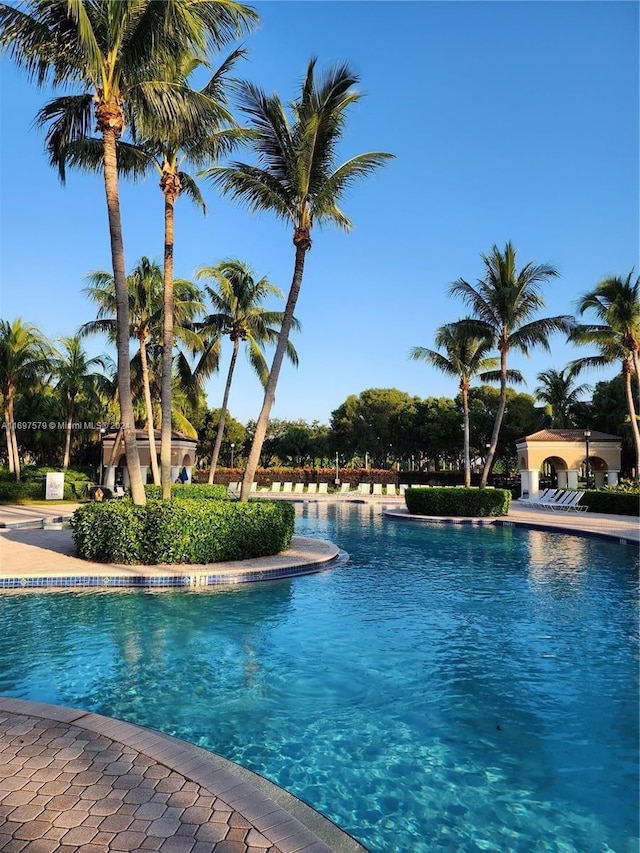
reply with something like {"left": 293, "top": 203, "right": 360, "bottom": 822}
{"left": 480, "top": 348, "right": 508, "bottom": 488}
{"left": 139, "top": 337, "right": 160, "bottom": 485}
{"left": 4, "top": 398, "right": 15, "bottom": 476}
{"left": 161, "top": 192, "right": 176, "bottom": 500}
{"left": 623, "top": 360, "right": 640, "bottom": 476}
{"left": 461, "top": 383, "right": 471, "bottom": 488}
{"left": 8, "top": 396, "right": 20, "bottom": 481}
{"left": 62, "top": 399, "right": 74, "bottom": 469}
{"left": 208, "top": 337, "right": 239, "bottom": 484}
{"left": 102, "top": 125, "right": 145, "bottom": 505}
{"left": 240, "top": 243, "right": 308, "bottom": 501}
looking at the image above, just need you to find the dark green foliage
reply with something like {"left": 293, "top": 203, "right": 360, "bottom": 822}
{"left": 404, "top": 487, "right": 511, "bottom": 517}
{"left": 144, "top": 483, "right": 228, "bottom": 501}
{"left": 0, "top": 466, "right": 92, "bottom": 502}
{"left": 581, "top": 490, "right": 638, "bottom": 517}
{"left": 71, "top": 499, "right": 295, "bottom": 564}
{"left": 70, "top": 501, "right": 149, "bottom": 563}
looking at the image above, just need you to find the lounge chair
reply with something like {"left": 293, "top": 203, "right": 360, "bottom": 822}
{"left": 250, "top": 481, "right": 258, "bottom": 492}
{"left": 385, "top": 484, "right": 397, "bottom": 496}
{"left": 549, "top": 490, "right": 588, "bottom": 512}
{"left": 399, "top": 484, "right": 409, "bottom": 495}
{"left": 227, "top": 481, "right": 239, "bottom": 497}
{"left": 520, "top": 488, "right": 556, "bottom": 507}
{"left": 282, "top": 482, "right": 293, "bottom": 493}
{"left": 318, "top": 483, "right": 328, "bottom": 494}
{"left": 294, "top": 483, "right": 305, "bottom": 494}
{"left": 372, "top": 483, "right": 383, "bottom": 496}
{"left": 358, "top": 483, "right": 371, "bottom": 496}
{"left": 339, "top": 482, "right": 351, "bottom": 494}
{"left": 270, "top": 482, "right": 282, "bottom": 493}
{"left": 306, "top": 483, "right": 318, "bottom": 494}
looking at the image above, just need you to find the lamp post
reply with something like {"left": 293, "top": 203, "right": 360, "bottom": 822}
{"left": 335, "top": 451, "right": 340, "bottom": 486}
{"left": 584, "top": 429, "right": 591, "bottom": 489}
{"left": 98, "top": 426, "right": 106, "bottom": 484}
{"left": 230, "top": 443, "right": 235, "bottom": 469}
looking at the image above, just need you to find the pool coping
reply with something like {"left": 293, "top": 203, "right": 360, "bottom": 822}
{"left": 0, "top": 696, "right": 369, "bottom": 853}
{"left": 383, "top": 503, "right": 639, "bottom": 545}
{"left": 0, "top": 529, "right": 341, "bottom": 590}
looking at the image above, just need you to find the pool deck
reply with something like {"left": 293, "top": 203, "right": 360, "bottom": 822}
{"left": 0, "top": 498, "right": 637, "bottom": 852}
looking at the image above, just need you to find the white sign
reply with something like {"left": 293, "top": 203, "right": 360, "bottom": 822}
{"left": 45, "top": 472, "right": 65, "bottom": 500}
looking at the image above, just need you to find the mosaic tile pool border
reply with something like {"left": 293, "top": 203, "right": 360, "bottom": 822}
{"left": 0, "top": 557, "right": 341, "bottom": 590}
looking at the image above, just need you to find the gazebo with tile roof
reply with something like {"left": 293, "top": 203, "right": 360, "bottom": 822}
{"left": 515, "top": 428, "right": 622, "bottom": 499}
{"left": 101, "top": 429, "right": 197, "bottom": 491}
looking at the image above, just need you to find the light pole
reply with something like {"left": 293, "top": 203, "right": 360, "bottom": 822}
{"left": 583, "top": 429, "right": 591, "bottom": 489}
{"left": 98, "top": 426, "right": 106, "bottom": 484}
{"left": 335, "top": 451, "right": 340, "bottom": 486}
{"left": 230, "top": 443, "right": 235, "bottom": 469}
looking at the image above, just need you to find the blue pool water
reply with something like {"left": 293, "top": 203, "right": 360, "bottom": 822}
{"left": 0, "top": 503, "right": 638, "bottom": 853}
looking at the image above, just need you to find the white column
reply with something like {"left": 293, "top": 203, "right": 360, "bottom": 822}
{"left": 566, "top": 469, "right": 579, "bottom": 489}
{"left": 104, "top": 466, "right": 116, "bottom": 490}
{"left": 606, "top": 470, "right": 619, "bottom": 486}
{"left": 520, "top": 469, "right": 539, "bottom": 499}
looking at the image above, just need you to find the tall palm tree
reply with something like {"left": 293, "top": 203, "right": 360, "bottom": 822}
{"left": 51, "top": 335, "right": 111, "bottom": 468}
{"left": 196, "top": 259, "right": 299, "bottom": 483}
{"left": 570, "top": 270, "right": 640, "bottom": 475}
{"left": 534, "top": 366, "right": 590, "bottom": 428}
{"left": 59, "top": 47, "right": 251, "bottom": 497}
{"left": 204, "top": 58, "right": 394, "bottom": 500}
{"left": 0, "top": 319, "right": 52, "bottom": 480}
{"left": 81, "top": 258, "right": 204, "bottom": 484}
{"left": 451, "top": 241, "right": 573, "bottom": 487}
{"left": 409, "top": 323, "right": 497, "bottom": 487}
{"left": 0, "top": 0, "right": 256, "bottom": 504}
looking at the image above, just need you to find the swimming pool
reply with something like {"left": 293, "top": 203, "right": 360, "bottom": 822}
{"left": 0, "top": 502, "right": 637, "bottom": 853}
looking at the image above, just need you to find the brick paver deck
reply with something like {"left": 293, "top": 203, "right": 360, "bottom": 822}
{"left": 0, "top": 698, "right": 365, "bottom": 853}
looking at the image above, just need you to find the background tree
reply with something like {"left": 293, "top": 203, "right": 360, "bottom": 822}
{"left": 205, "top": 58, "right": 394, "bottom": 499}
{"left": 570, "top": 270, "right": 640, "bottom": 476}
{"left": 51, "top": 335, "right": 110, "bottom": 468}
{"left": 195, "top": 259, "right": 299, "bottom": 483}
{"left": 0, "top": 318, "right": 52, "bottom": 479}
{"left": 82, "top": 259, "right": 203, "bottom": 484}
{"left": 0, "top": 0, "right": 255, "bottom": 504}
{"left": 534, "top": 366, "right": 590, "bottom": 428}
{"left": 451, "top": 241, "right": 572, "bottom": 486}
{"left": 410, "top": 322, "right": 497, "bottom": 486}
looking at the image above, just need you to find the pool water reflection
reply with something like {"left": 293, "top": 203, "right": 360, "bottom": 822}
{"left": 0, "top": 502, "right": 637, "bottom": 853}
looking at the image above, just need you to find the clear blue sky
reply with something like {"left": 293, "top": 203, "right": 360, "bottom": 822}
{"left": 1, "top": 1, "right": 638, "bottom": 426}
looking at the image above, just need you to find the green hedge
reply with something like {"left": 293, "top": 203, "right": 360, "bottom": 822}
{"left": 581, "top": 490, "right": 639, "bottom": 516}
{"left": 404, "top": 487, "right": 511, "bottom": 517}
{"left": 71, "top": 498, "right": 295, "bottom": 564}
{"left": 143, "top": 483, "right": 228, "bottom": 501}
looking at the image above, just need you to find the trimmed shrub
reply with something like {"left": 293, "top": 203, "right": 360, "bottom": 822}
{"left": 70, "top": 500, "right": 149, "bottom": 563}
{"left": 71, "top": 498, "right": 295, "bottom": 564}
{"left": 581, "top": 490, "right": 639, "bottom": 516}
{"left": 405, "top": 487, "right": 511, "bottom": 517}
{"left": 144, "top": 483, "right": 227, "bottom": 501}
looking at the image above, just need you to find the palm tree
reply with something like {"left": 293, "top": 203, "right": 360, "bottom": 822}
{"left": 0, "top": 319, "right": 51, "bottom": 480}
{"left": 52, "top": 335, "right": 111, "bottom": 468}
{"left": 534, "top": 366, "right": 590, "bottom": 428}
{"left": 59, "top": 47, "right": 251, "bottom": 497}
{"left": 82, "top": 258, "right": 204, "bottom": 484}
{"left": 0, "top": 0, "right": 256, "bottom": 503}
{"left": 409, "top": 323, "right": 497, "bottom": 487}
{"left": 570, "top": 270, "right": 640, "bottom": 475}
{"left": 451, "top": 241, "right": 573, "bottom": 487}
{"left": 204, "top": 58, "right": 394, "bottom": 500}
{"left": 195, "top": 259, "right": 299, "bottom": 483}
